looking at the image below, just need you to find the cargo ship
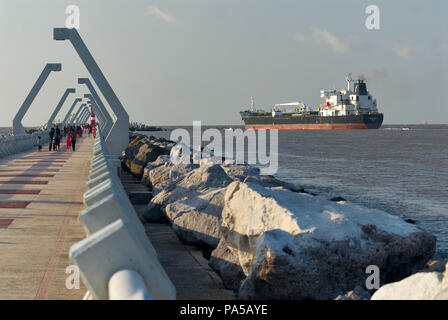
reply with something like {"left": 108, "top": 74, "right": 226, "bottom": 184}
{"left": 240, "top": 75, "right": 383, "bottom": 130}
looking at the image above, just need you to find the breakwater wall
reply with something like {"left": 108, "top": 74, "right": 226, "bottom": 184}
{"left": 121, "top": 133, "right": 438, "bottom": 300}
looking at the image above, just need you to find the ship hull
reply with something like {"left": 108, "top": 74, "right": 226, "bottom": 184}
{"left": 242, "top": 113, "right": 383, "bottom": 130}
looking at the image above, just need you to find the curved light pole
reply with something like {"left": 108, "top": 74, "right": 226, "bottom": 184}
{"left": 84, "top": 94, "right": 106, "bottom": 132}
{"left": 71, "top": 103, "right": 86, "bottom": 125}
{"left": 77, "top": 108, "right": 88, "bottom": 125}
{"left": 63, "top": 98, "right": 82, "bottom": 126}
{"left": 47, "top": 88, "right": 76, "bottom": 128}
{"left": 79, "top": 78, "right": 113, "bottom": 135}
{"left": 80, "top": 108, "right": 90, "bottom": 124}
{"left": 78, "top": 106, "right": 90, "bottom": 124}
{"left": 13, "top": 63, "right": 62, "bottom": 135}
{"left": 54, "top": 28, "right": 129, "bottom": 155}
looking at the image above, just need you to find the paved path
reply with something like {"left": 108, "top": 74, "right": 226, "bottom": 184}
{"left": 0, "top": 136, "right": 92, "bottom": 299}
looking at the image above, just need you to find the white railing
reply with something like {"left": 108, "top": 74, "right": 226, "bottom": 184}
{"left": 0, "top": 131, "right": 50, "bottom": 157}
{"left": 69, "top": 129, "right": 175, "bottom": 300}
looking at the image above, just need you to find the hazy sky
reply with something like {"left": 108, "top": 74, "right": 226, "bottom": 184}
{"left": 1, "top": 0, "right": 447, "bottom": 126}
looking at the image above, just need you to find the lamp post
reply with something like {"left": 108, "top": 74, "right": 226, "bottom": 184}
{"left": 54, "top": 28, "right": 129, "bottom": 155}
{"left": 13, "top": 63, "right": 62, "bottom": 135}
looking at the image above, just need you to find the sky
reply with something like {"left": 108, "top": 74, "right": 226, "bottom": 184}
{"left": 0, "top": 0, "right": 447, "bottom": 126}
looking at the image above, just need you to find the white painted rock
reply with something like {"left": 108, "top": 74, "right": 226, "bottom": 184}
{"left": 371, "top": 263, "right": 448, "bottom": 300}
{"left": 212, "top": 181, "right": 436, "bottom": 299}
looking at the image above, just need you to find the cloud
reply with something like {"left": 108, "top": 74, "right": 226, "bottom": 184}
{"left": 309, "top": 27, "right": 349, "bottom": 54}
{"left": 293, "top": 33, "right": 306, "bottom": 42}
{"left": 145, "top": 5, "right": 177, "bottom": 24}
{"left": 293, "top": 27, "right": 349, "bottom": 54}
{"left": 393, "top": 45, "right": 410, "bottom": 58}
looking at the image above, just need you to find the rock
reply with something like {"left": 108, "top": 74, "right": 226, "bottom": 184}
{"left": 122, "top": 137, "right": 146, "bottom": 167}
{"left": 243, "top": 175, "right": 303, "bottom": 192}
{"left": 170, "top": 142, "right": 197, "bottom": 165}
{"left": 209, "top": 239, "right": 246, "bottom": 293}
{"left": 149, "top": 162, "right": 199, "bottom": 198}
{"left": 146, "top": 163, "right": 236, "bottom": 250}
{"left": 405, "top": 218, "right": 417, "bottom": 224}
{"left": 330, "top": 196, "right": 346, "bottom": 202}
{"left": 221, "top": 163, "right": 259, "bottom": 181}
{"left": 344, "top": 286, "right": 371, "bottom": 300}
{"left": 371, "top": 262, "right": 448, "bottom": 300}
{"left": 129, "top": 143, "right": 170, "bottom": 177}
{"left": 151, "top": 163, "right": 232, "bottom": 211}
{"left": 143, "top": 155, "right": 171, "bottom": 178}
{"left": 335, "top": 285, "right": 371, "bottom": 300}
{"left": 216, "top": 181, "right": 436, "bottom": 300}
{"left": 422, "top": 255, "right": 448, "bottom": 273}
{"left": 335, "top": 295, "right": 351, "bottom": 300}
{"left": 142, "top": 202, "right": 168, "bottom": 222}
{"left": 166, "top": 188, "right": 227, "bottom": 248}
{"left": 122, "top": 136, "right": 174, "bottom": 177}
{"left": 148, "top": 164, "right": 172, "bottom": 193}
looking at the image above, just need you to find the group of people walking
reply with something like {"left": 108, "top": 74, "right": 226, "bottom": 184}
{"left": 36, "top": 123, "right": 96, "bottom": 153}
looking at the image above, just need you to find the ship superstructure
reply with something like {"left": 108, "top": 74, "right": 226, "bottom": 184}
{"left": 319, "top": 74, "right": 378, "bottom": 117}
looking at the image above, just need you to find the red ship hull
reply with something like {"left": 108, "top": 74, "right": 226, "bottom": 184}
{"left": 245, "top": 123, "right": 379, "bottom": 130}
{"left": 241, "top": 113, "right": 384, "bottom": 130}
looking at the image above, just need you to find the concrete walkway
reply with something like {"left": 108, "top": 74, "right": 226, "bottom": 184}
{"left": 0, "top": 136, "right": 92, "bottom": 299}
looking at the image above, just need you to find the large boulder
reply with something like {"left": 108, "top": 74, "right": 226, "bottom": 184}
{"left": 371, "top": 263, "right": 448, "bottom": 300}
{"left": 129, "top": 143, "right": 170, "bottom": 177}
{"left": 166, "top": 187, "right": 227, "bottom": 248}
{"left": 147, "top": 163, "right": 233, "bottom": 246}
{"left": 150, "top": 163, "right": 232, "bottom": 209}
{"left": 210, "top": 181, "right": 436, "bottom": 300}
{"left": 335, "top": 286, "right": 372, "bottom": 300}
{"left": 122, "top": 136, "right": 174, "bottom": 178}
{"left": 122, "top": 136, "right": 147, "bottom": 167}
{"left": 221, "top": 162, "right": 259, "bottom": 181}
{"left": 141, "top": 155, "right": 171, "bottom": 187}
{"left": 208, "top": 238, "right": 246, "bottom": 292}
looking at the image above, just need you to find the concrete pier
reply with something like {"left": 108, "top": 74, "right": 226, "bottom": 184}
{"left": 1, "top": 27, "right": 178, "bottom": 300}
{"left": 0, "top": 137, "right": 92, "bottom": 299}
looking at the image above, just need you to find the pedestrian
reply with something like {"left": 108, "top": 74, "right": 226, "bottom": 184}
{"left": 71, "top": 131, "right": 77, "bottom": 152}
{"left": 54, "top": 126, "right": 61, "bottom": 151}
{"left": 36, "top": 136, "right": 42, "bottom": 152}
{"left": 66, "top": 133, "right": 72, "bottom": 152}
{"left": 49, "top": 127, "right": 55, "bottom": 151}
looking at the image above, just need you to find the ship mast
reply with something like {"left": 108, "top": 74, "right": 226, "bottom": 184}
{"left": 346, "top": 73, "right": 353, "bottom": 91}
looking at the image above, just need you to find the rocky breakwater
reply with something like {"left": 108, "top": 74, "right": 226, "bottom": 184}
{"left": 121, "top": 138, "right": 437, "bottom": 300}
